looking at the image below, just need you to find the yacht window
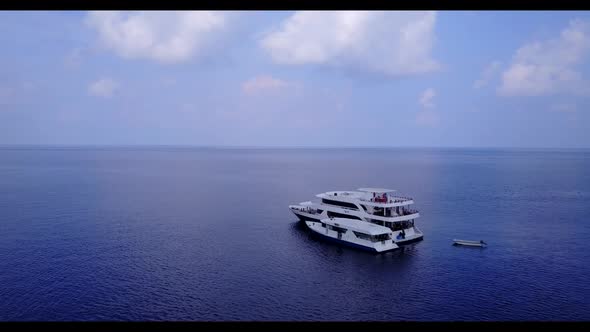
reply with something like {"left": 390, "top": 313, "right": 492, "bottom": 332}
{"left": 321, "top": 198, "right": 358, "bottom": 210}
{"left": 373, "top": 207, "right": 385, "bottom": 216}
{"left": 353, "top": 231, "right": 371, "bottom": 240}
{"left": 392, "top": 222, "right": 407, "bottom": 231}
{"left": 328, "top": 225, "right": 347, "bottom": 233}
{"left": 327, "top": 211, "right": 362, "bottom": 220}
{"left": 385, "top": 208, "right": 392, "bottom": 217}
{"left": 373, "top": 234, "right": 392, "bottom": 242}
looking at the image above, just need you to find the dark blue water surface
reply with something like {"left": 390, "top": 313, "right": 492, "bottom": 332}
{"left": 1, "top": 147, "right": 589, "bottom": 321}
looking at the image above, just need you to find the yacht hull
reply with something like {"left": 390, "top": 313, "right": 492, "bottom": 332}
{"left": 396, "top": 235, "right": 424, "bottom": 245}
{"left": 305, "top": 221, "right": 398, "bottom": 253}
{"left": 291, "top": 207, "right": 423, "bottom": 246}
{"left": 312, "top": 231, "right": 387, "bottom": 253}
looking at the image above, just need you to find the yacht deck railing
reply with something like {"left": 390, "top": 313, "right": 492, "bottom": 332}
{"left": 400, "top": 209, "right": 419, "bottom": 216}
{"left": 359, "top": 196, "right": 414, "bottom": 204}
{"left": 292, "top": 206, "right": 321, "bottom": 214}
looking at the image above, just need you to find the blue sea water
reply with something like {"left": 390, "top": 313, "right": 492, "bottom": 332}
{"left": 0, "top": 147, "right": 589, "bottom": 321}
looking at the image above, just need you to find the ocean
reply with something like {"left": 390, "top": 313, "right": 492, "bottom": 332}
{"left": 0, "top": 147, "right": 589, "bottom": 321}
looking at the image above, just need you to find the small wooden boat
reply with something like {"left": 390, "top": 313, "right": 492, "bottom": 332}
{"left": 453, "top": 239, "right": 487, "bottom": 247}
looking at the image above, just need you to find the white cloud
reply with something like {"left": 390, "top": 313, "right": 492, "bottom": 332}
{"left": 88, "top": 78, "right": 118, "bottom": 98}
{"left": 498, "top": 19, "right": 590, "bottom": 96}
{"left": 474, "top": 61, "right": 502, "bottom": 89}
{"left": 86, "top": 11, "right": 226, "bottom": 63}
{"left": 417, "top": 88, "right": 438, "bottom": 127}
{"left": 260, "top": 11, "right": 439, "bottom": 76}
{"left": 241, "top": 75, "right": 290, "bottom": 95}
{"left": 419, "top": 88, "right": 436, "bottom": 109}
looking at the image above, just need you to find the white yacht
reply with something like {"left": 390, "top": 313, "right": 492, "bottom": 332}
{"left": 289, "top": 188, "right": 423, "bottom": 245}
{"left": 306, "top": 217, "right": 398, "bottom": 252}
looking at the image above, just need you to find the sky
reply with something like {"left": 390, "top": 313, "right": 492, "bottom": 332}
{"left": 0, "top": 10, "right": 589, "bottom": 148}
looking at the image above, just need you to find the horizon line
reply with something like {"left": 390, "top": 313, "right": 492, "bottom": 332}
{"left": 0, "top": 144, "right": 588, "bottom": 150}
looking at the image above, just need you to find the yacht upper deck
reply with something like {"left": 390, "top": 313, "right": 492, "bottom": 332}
{"left": 316, "top": 189, "right": 414, "bottom": 207}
